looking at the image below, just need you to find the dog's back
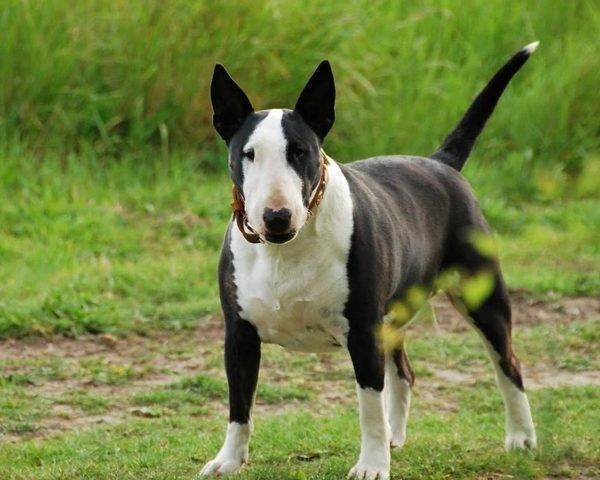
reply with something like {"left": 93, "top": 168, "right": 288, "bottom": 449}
{"left": 340, "top": 41, "right": 540, "bottom": 302}
{"left": 341, "top": 155, "right": 478, "bottom": 299}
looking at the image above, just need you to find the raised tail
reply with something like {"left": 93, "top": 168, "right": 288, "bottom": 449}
{"left": 431, "top": 41, "right": 539, "bottom": 171}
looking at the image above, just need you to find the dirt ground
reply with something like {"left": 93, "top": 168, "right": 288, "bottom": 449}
{"left": 1, "top": 292, "right": 598, "bottom": 442}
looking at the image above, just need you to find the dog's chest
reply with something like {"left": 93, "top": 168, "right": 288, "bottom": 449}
{"left": 230, "top": 162, "right": 354, "bottom": 352}
{"left": 233, "top": 245, "right": 349, "bottom": 351}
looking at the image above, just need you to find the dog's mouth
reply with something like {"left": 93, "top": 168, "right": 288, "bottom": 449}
{"left": 264, "top": 231, "right": 296, "bottom": 244}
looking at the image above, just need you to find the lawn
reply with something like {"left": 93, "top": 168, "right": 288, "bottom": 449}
{"left": 0, "top": 152, "right": 598, "bottom": 479}
{"left": 0, "top": 295, "right": 598, "bottom": 479}
{"left": 0, "top": 151, "right": 598, "bottom": 339}
{"left": 1, "top": 1, "right": 599, "bottom": 478}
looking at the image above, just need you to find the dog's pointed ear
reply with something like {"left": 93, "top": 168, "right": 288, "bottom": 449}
{"left": 294, "top": 60, "right": 335, "bottom": 141}
{"left": 210, "top": 64, "right": 254, "bottom": 143}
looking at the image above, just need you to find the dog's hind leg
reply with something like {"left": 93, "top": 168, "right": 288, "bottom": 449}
{"left": 385, "top": 345, "right": 414, "bottom": 448}
{"left": 450, "top": 265, "right": 537, "bottom": 450}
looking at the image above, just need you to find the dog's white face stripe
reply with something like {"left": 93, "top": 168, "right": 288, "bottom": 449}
{"left": 242, "top": 109, "right": 307, "bottom": 235}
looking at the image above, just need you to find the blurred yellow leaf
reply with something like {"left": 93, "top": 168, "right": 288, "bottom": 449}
{"left": 460, "top": 270, "right": 495, "bottom": 310}
{"left": 467, "top": 230, "right": 498, "bottom": 258}
{"left": 406, "top": 285, "right": 428, "bottom": 311}
{"left": 388, "top": 300, "right": 411, "bottom": 326}
{"left": 378, "top": 323, "right": 405, "bottom": 352}
{"left": 435, "top": 267, "right": 460, "bottom": 292}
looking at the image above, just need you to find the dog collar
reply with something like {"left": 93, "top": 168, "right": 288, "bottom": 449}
{"left": 231, "top": 150, "right": 330, "bottom": 244}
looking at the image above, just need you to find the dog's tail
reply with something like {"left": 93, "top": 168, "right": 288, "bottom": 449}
{"left": 431, "top": 41, "right": 539, "bottom": 171}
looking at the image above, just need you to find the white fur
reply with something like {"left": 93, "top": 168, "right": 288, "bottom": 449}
{"left": 200, "top": 422, "right": 252, "bottom": 476}
{"left": 241, "top": 109, "right": 307, "bottom": 235}
{"left": 231, "top": 158, "right": 354, "bottom": 352}
{"left": 523, "top": 41, "right": 540, "bottom": 54}
{"left": 385, "top": 355, "right": 411, "bottom": 448}
{"left": 348, "top": 385, "right": 391, "bottom": 480}
{"left": 481, "top": 341, "right": 537, "bottom": 450}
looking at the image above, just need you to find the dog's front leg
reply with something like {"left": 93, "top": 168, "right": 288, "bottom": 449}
{"left": 346, "top": 327, "right": 390, "bottom": 480}
{"left": 200, "top": 318, "right": 261, "bottom": 477}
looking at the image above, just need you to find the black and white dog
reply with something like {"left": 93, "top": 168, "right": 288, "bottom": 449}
{"left": 201, "top": 42, "right": 539, "bottom": 479}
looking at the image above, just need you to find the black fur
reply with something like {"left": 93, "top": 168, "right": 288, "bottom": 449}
{"left": 226, "top": 112, "right": 268, "bottom": 188}
{"left": 432, "top": 45, "right": 535, "bottom": 171}
{"left": 341, "top": 156, "right": 524, "bottom": 391}
{"left": 213, "top": 45, "right": 535, "bottom": 434}
{"left": 219, "top": 227, "right": 261, "bottom": 423}
{"left": 281, "top": 110, "right": 323, "bottom": 204}
{"left": 294, "top": 61, "right": 336, "bottom": 141}
{"left": 210, "top": 64, "right": 254, "bottom": 144}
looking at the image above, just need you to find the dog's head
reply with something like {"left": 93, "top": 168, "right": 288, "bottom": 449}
{"left": 210, "top": 61, "right": 335, "bottom": 244}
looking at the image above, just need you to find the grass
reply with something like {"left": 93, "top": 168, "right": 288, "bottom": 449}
{"left": 1, "top": 148, "right": 598, "bottom": 339}
{"left": 0, "top": 151, "right": 228, "bottom": 338}
{"left": 2, "top": 389, "right": 597, "bottom": 480}
{"left": 0, "top": 1, "right": 598, "bottom": 477}
{"left": 0, "top": 151, "right": 594, "bottom": 479}
{"left": 1, "top": 308, "right": 598, "bottom": 479}
{"left": 1, "top": 1, "right": 598, "bottom": 170}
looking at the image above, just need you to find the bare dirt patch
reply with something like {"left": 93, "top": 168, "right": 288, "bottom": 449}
{"left": 1, "top": 295, "right": 598, "bottom": 442}
{"left": 429, "top": 290, "right": 600, "bottom": 332}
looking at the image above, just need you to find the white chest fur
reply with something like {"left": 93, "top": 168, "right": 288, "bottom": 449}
{"left": 230, "top": 160, "right": 354, "bottom": 352}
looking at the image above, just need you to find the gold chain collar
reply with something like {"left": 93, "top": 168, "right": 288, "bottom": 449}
{"left": 231, "top": 150, "right": 330, "bottom": 244}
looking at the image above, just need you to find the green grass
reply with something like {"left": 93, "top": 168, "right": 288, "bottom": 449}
{"left": 0, "top": 151, "right": 228, "bottom": 338}
{"left": 1, "top": 389, "right": 597, "bottom": 480}
{"left": 1, "top": 149, "right": 597, "bottom": 338}
{"left": 1, "top": 1, "right": 598, "bottom": 170}
{"left": 0, "top": 2, "right": 599, "bottom": 477}
{"left": 1, "top": 325, "right": 598, "bottom": 479}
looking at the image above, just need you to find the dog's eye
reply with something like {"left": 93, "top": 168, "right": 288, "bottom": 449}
{"left": 291, "top": 146, "right": 306, "bottom": 161}
{"left": 243, "top": 148, "right": 255, "bottom": 161}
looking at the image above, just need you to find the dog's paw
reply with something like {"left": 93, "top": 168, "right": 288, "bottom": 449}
{"left": 390, "top": 435, "right": 406, "bottom": 448}
{"left": 390, "top": 432, "right": 406, "bottom": 449}
{"left": 198, "top": 456, "right": 245, "bottom": 477}
{"left": 505, "top": 429, "right": 537, "bottom": 451}
{"left": 347, "top": 461, "right": 390, "bottom": 480}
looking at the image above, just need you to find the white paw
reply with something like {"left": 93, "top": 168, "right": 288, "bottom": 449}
{"left": 347, "top": 461, "right": 390, "bottom": 480}
{"left": 199, "top": 456, "right": 245, "bottom": 477}
{"left": 505, "top": 430, "right": 537, "bottom": 451}
{"left": 199, "top": 422, "right": 251, "bottom": 476}
{"left": 390, "top": 432, "right": 406, "bottom": 449}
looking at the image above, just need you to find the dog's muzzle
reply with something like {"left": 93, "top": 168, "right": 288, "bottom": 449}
{"left": 231, "top": 151, "right": 330, "bottom": 244}
{"left": 262, "top": 208, "right": 296, "bottom": 244}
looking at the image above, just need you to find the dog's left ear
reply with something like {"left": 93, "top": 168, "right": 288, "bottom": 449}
{"left": 210, "top": 64, "right": 254, "bottom": 143}
{"left": 294, "top": 60, "right": 336, "bottom": 141}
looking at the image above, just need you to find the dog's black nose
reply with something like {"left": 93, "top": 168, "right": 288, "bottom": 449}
{"left": 263, "top": 208, "right": 292, "bottom": 234}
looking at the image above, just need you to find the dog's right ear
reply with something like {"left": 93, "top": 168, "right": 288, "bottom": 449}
{"left": 210, "top": 64, "right": 254, "bottom": 143}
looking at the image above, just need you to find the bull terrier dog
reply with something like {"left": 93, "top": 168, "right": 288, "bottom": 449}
{"left": 201, "top": 42, "right": 539, "bottom": 479}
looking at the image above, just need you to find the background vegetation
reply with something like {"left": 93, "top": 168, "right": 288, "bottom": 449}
{"left": 0, "top": 1, "right": 598, "bottom": 479}
{"left": 1, "top": 0, "right": 598, "bottom": 169}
